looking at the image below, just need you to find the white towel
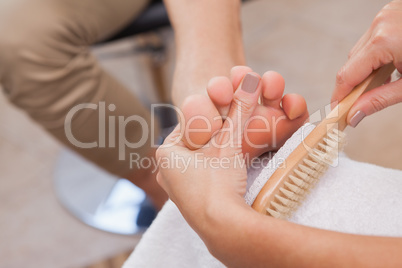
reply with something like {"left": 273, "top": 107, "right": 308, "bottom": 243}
{"left": 124, "top": 124, "right": 402, "bottom": 268}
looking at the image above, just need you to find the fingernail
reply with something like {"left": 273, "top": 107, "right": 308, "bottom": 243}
{"left": 349, "top": 111, "right": 366, "bottom": 128}
{"left": 241, "top": 73, "right": 260, "bottom": 93}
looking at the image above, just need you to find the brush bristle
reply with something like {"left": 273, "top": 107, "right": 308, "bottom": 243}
{"left": 266, "top": 128, "right": 346, "bottom": 219}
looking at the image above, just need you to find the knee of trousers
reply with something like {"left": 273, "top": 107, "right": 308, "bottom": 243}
{"left": 0, "top": 7, "right": 105, "bottom": 130}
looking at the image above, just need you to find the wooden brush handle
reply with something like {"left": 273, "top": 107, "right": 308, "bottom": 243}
{"left": 299, "top": 63, "right": 396, "bottom": 157}
{"left": 252, "top": 64, "right": 395, "bottom": 214}
{"left": 326, "top": 63, "right": 396, "bottom": 131}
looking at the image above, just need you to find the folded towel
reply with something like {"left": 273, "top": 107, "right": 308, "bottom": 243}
{"left": 124, "top": 124, "right": 402, "bottom": 268}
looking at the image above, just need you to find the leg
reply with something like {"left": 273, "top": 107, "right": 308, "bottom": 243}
{"left": 0, "top": 0, "right": 167, "bottom": 208}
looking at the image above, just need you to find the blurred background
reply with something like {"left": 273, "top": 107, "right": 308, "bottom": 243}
{"left": 1, "top": 0, "right": 401, "bottom": 267}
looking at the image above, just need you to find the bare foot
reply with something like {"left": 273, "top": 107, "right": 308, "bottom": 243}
{"left": 180, "top": 66, "right": 308, "bottom": 159}
{"left": 228, "top": 66, "right": 308, "bottom": 158}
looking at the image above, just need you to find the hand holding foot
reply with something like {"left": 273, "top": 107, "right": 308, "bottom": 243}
{"left": 156, "top": 71, "right": 262, "bottom": 222}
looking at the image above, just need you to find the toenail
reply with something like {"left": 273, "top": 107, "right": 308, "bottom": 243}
{"left": 241, "top": 73, "right": 260, "bottom": 93}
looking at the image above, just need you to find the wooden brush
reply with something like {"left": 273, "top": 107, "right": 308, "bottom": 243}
{"left": 252, "top": 63, "right": 396, "bottom": 219}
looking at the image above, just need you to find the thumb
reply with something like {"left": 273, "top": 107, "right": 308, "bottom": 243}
{"left": 214, "top": 73, "right": 261, "bottom": 150}
{"left": 348, "top": 77, "right": 402, "bottom": 127}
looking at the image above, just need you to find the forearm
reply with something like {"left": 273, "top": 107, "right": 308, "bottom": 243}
{"left": 195, "top": 201, "right": 402, "bottom": 268}
{"left": 164, "top": 0, "right": 246, "bottom": 106}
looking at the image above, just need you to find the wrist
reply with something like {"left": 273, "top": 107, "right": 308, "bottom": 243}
{"left": 202, "top": 195, "right": 251, "bottom": 238}
{"left": 199, "top": 198, "right": 259, "bottom": 262}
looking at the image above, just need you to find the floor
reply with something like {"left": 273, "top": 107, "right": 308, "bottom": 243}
{"left": 1, "top": 0, "right": 401, "bottom": 267}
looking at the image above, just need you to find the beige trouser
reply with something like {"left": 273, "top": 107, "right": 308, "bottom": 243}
{"left": 0, "top": 0, "right": 160, "bottom": 177}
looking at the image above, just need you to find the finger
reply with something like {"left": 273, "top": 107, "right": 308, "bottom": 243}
{"left": 347, "top": 78, "right": 402, "bottom": 127}
{"left": 161, "top": 124, "right": 185, "bottom": 148}
{"left": 155, "top": 126, "right": 184, "bottom": 192}
{"left": 331, "top": 41, "right": 391, "bottom": 106}
{"left": 156, "top": 172, "right": 165, "bottom": 190}
{"left": 348, "top": 28, "right": 372, "bottom": 59}
{"left": 349, "top": 2, "right": 394, "bottom": 58}
{"left": 213, "top": 73, "right": 262, "bottom": 150}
